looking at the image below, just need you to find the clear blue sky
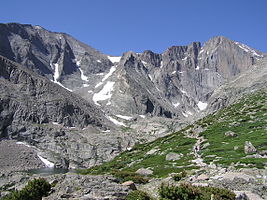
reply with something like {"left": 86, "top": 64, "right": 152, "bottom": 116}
{"left": 1, "top": 0, "right": 266, "bottom": 55}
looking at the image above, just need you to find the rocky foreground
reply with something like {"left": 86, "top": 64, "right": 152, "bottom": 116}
{"left": 0, "top": 166, "right": 267, "bottom": 199}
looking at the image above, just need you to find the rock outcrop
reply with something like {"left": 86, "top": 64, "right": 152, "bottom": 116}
{"left": 0, "top": 55, "right": 134, "bottom": 168}
{"left": 0, "top": 23, "right": 265, "bottom": 120}
{"left": 244, "top": 141, "right": 257, "bottom": 154}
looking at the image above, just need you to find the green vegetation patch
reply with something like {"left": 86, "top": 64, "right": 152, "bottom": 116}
{"left": 2, "top": 178, "right": 51, "bottom": 200}
{"left": 80, "top": 89, "right": 267, "bottom": 179}
{"left": 198, "top": 90, "right": 267, "bottom": 168}
{"left": 79, "top": 132, "right": 197, "bottom": 178}
{"left": 159, "top": 183, "right": 235, "bottom": 200}
{"left": 126, "top": 190, "right": 153, "bottom": 200}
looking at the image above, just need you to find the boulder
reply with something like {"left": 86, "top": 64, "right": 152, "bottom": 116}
{"left": 135, "top": 168, "right": 153, "bottom": 176}
{"left": 235, "top": 191, "right": 249, "bottom": 200}
{"left": 235, "top": 191, "right": 264, "bottom": 200}
{"left": 224, "top": 131, "right": 238, "bottom": 137}
{"left": 244, "top": 141, "right": 257, "bottom": 154}
{"left": 146, "top": 148, "right": 159, "bottom": 155}
{"left": 196, "top": 174, "right": 209, "bottom": 181}
{"left": 121, "top": 181, "right": 137, "bottom": 190}
{"left": 259, "top": 150, "right": 267, "bottom": 156}
{"left": 166, "top": 152, "right": 182, "bottom": 161}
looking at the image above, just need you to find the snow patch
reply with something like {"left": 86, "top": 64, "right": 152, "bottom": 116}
{"left": 160, "top": 61, "right": 163, "bottom": 68}
{"left": 107, "top": 116, "right": 125, "bottom": 126}
{"left": 182, "top": 56, "right": 188, "bottom": 61}
{"left": 16, "top": 141, "right": 32, "bottom": 148}
{"left": 95, "top": 65, "right": 117, "bottom": 89}
{"left": 79, "top": 68, "right": 88, "bottom": 81}
{"left": 50, "top": 62, "right": 72, "bottom": 92}
{"left": 53, "top": 63, "right": 60, "bottom": 82}
{"left": 181, "top": 89, "right": 187, "bottom": 94}
{"left": 52, "top": 122, "right": 60, "bottom": 125}
{"left": 196, "top": 65, "right": 200, "bottom": 70}
{"left": 93, "top": 81, "right": 115, "bottom": 106}
{"left": 88, "top": 90, "right": 93, "bottom": 93}
{"left": 97, "top": 60, "right": 101, "bottom": 63}
{"left": 186, "top": 111, "right": 193, "bottom": 115}
{"left": 34, "top": 25, "right": 42, "bottom": 30}
{"left": 171, "top": 71, "right": 176, "bottom": 75}
{"left": 83, "top": 83, "right": 89, "bottom": 87}
{"left": 37, "top": 155, "right": 54, "bottom": 168}
{"left": 172, "top": 102, "right": 180, "bottom": 107}
{"left": 139, "top": 115, "right": 146, "bottom": 118}
{"left": 142, "top": 61, "right": 148, "bottom": 65}
{"left": 182, "top": 112, "right": 188, "bottom": 118}
{"left": 148, "top": 74, "right": 153, "bottom": 81}
{"left": 108, "top": 56, "right": 121, "bottom": 63}
{"left": 235, "top": 42, "right": 263, "bottom": 58}
{"left": 116, "top": 115, "right": 133, "bottom": 120}
{"left": 95, "top": 82, "right": 103, "bottom": 88}
{"left": 197, "top": 101, "right": 208, "bottom": 111}
{"left": 102, "top": 66, "right": 116, "bottom": 82}
{"left": 76, "top": 60, "right": 81, "bottom": 66}
{"left": 53, "top": 81, "right": 72, "bottom": 92}
{"left": 199, "top": 49, "right": 204, "bottom": 54}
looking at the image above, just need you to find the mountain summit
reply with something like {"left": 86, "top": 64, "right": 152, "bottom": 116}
{"left": 0, "top": 22, "right": 267, "bottom": 199}
{"left": 0, "top": 23, "right": 265, "bottom": 122}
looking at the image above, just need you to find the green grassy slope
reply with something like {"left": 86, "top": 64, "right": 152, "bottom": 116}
{"left": 80, "top": 88, "right": 267, "bottom": 178}
{"left": 199, "top": 90, "right": 267, "bottom": 168}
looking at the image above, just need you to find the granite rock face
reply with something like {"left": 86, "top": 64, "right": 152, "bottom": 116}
{"left": 0, "top": 22, "right": 266, "bottom": 169}
{"left": 0, "top": 55, "right": 109, "bottom": 132}
{"left": 0, "top": 23, "right": 265, "bottom": 121}
{"left": 0, "top": 55, "right": 134, "bottom": 168}
{"left": 205, "top": 58, "right": 267, "bottom": 115}
{"left": 77, "top": 37, "right": 265, "bottom": 120}
{"left": 0, "top": 23, "right": 113, "bottom": 90}
{"left": 43, "top": 174, "right": 130, "bottom": 200}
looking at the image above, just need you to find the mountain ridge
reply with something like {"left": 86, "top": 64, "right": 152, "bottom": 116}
{"left": 0, "top": 22, "right": 267, "bottom": 199}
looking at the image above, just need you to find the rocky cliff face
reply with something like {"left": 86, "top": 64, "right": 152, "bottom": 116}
{"left": 205, "top": 57, "right": 267, "bottom": 114}
{"left": 0, "top": 23, "right": 265, "bottom": 122}
{"left": 0, "top": 22, "right": 266, "bottom": 169}
{"left": 0, "top": 23, "right": 113, "bottom": 90}
{"left": 0, "top": 55, "right": 134, "bottom": 168}
{"left": 78, "top": 36, "right": 265, "bottom": 121}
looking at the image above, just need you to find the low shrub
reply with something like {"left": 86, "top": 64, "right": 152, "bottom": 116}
{"left": 126, "top": 190, "right": 152, "bottom": 200}
{"left": 173, "top": 170, "right": 187, "bottom": 181}
{"left": 2, "top": 178, "right": 51, "bottom": 200}
{"left": 159, "top": 183, "right": 235, "bottom": 200}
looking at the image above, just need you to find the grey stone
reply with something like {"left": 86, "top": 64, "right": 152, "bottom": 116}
{"left": 259, "top": 150, "right": 267, "bottom": 156}
{"left": 43, "top": 174, "right": 130, "bottom": 200}
{"left": 244, "top": 141, "right": 257, "bottom": 154}
{"left": 135, "top": 168, "right": 153, "bottom": 176}
{"left": 166, "top": 152, "right": 182, "bottom": 161}
{"left": 0, "top": 55, "right": 133, "bottom": 169}
{"left": 146, "top": 148, "right": 159, "bottom": 155}
{"left": 196, "top": 174, "right": 209, "bottom": 181}
{"left": 121, "top": 181, "right": 137, "bottom": 190}
{"left": 235, "top": 191, "right": 264, "bottom": 200}
{"left": 235, "top": 191, "right": 250, "bottom": 200}
{"left": 224, "top": 131, "right": 238, "bottom": 137}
